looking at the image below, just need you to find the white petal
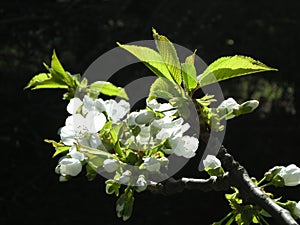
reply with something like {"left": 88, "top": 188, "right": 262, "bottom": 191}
{"left": 94, "top": 98, "right": 106, "bottom": 112}
{"left": 82, "top": 95, "right": 94, "bottom": 114}
{"left": 70, "top": 114, "right": 86, "bottom": 129}
{"left": 203, "top": 155, "right": 221, "bottom": 169}
{"left": 68, "top": 150, "right": 85, "bottom": 161}
{"left": 86, "top": 111, "right": 106, "bottom": 133}
{"left": 67, "top": 98, "right": 83, "bottom": 114}
{"left": 89, "top": 133, "right": 103, "bottom": 149}
{"left": 60, "top": 126, "right": 76, "bottom": 146}
{"left": 105, "top": 99, "right": 130, "bottom": 123}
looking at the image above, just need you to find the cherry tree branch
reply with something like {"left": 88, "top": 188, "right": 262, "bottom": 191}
{"left": 148, "top": 146, "right": 298, "bottom": 225}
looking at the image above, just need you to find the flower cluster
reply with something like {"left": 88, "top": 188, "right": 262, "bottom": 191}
{"left": 54, "top": 95, "right": 199, "bottom": 189}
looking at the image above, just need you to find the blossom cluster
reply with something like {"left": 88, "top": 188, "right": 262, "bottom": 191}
{"left": 54, "top": 95, "right": 199, "bottom": 191}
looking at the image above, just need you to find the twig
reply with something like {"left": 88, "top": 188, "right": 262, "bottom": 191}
{"left": 148, "top": 146, "right": 299, "bottom": 225}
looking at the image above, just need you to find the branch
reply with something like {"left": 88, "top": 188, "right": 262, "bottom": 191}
{"left": 148, "top": 146, "right": 299, "bottom": 225}
{"left": 147, "top": 175, "right": 231, "bottom": 195}
{"left": 217, "top": 146, "right": 298, "bottom": 225}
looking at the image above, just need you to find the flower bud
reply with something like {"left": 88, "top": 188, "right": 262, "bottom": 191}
{"left": 59, "top": 158, "right": 82, "bottom": 176}
{"left": 135, "top": 110, "right": 155, "bottom": 125}
{"left": 143, "top": 157, "right": 161, "bottom": 172}
{"left": 237, "top": 100, "right": 259, "bottom": 115}
{"left": 135, "top": 175, "right": 147, "bottom": 192}
{"left": 203, "top": 155, "right": 224, "bottom": 176}
{"left": 278, "top": 164, "right": 300, "bottom": 186}
{"left": 203, "top": 155, "right": 221, "bottom": 169}
{"left": 294, "top": 201, "right": 300, "bottom": 218}
{"left": 103, "top": 158, "right": 119, "bottom": 173}
{"left": 117, "top": 170, "right": 132, "bottom": 184}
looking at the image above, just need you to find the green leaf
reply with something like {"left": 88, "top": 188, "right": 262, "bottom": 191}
{"left": 181, "top": 52, "right": 197, "bottom": 90}
{"left": 148, "top": 77, "right": 181, "bottom": 101}
{"left": 24, "top": 73, "right": 68, "bottom": 90}
{"left": 152, "top": 28, "right": 182, "bottom": 84}
{"left": 89, "top": 81, "right": 128, "bottom": 100}
{"left": 198, "top": 55, "right": 278, "bottom": 87}
{"left": 117, "top": 43, "right": 174, "bottom": 82}
{"left": 51, "top": 50, "right": 73, "bottom": 85}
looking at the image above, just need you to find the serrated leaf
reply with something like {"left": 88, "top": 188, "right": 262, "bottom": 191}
{"left": 152, "top": 28, "right": 182, "bottom": 85}
{"left": 89, "top": 81, "right": 128, "bottom": 100}
{"left": 117, "top": 43, "right": 174, "bottom": 82}
{"left": 198, "top": 55, "right": 277, "bottom": 87}
{"left": 148, "top": 77, "right": 181, "bottom": 101}
{"left": 181, "top": 52, "right": 197, "bottom": 90}
{"left": 24, "top": 73, "right": 68, "bottom": 90}
{"left": 51, "top": 50, "right": 73, "bottom": 85}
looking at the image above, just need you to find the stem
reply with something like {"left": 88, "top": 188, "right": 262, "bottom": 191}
{"left": 217, "top": 210, "right": 235, "bottom": 224}
{"left": 260, "top": 182, "right": 272, "bottom": 189}
{"left": 257, "top": 177, "right": 267, "bottom": 186}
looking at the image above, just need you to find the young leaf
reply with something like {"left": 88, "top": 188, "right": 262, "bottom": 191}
{"left": 198, "top": 55, "right": 277, "bottom": 87}
{"left": 148, "top": 77, "right": 181, "bottom": 101}
{"left": 89, "top": 81, "right": 128, "bottom": 100}
{"left": 117, "top": 43, "right": 174, "bottom": 82}
{"left": 152, "top": 28, "right": 182, "bottom": 85}
{"left": 181, "top": 52, "right": 197, "bottom": 90}
{"left": 24, "top": 73, "right": 68, "bottom": 90}
{"left": 50, "top": 50, "right": 73, "bottom": 85}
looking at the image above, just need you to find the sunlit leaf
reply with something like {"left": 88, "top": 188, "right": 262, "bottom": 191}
{"left": 90, "top": 81, "right": 128, "bottom": 100}
{"left": 198, "top": 55, "right": 277, "bottom": 87}
{"left": 117, "top": 43, "right": 174, "bottom": 82}
{"left": 181, "top": 52, "right": 197, "bottom": 90}
{"left": 153, "top": 28, "right": 182, "bottom": 84}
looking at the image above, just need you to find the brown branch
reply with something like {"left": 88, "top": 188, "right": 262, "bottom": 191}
{"left": 148, "top": 146, "right": 299, "bottom": 225}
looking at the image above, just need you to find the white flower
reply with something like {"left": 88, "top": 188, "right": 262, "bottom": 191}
{"left": 105, "top": 99, "right": 130, "bottom": 123}
{"left": 156, "top": 118, "right": 185, "bottom": 140}
{"left": 135, "top": 110, "right": 155, "bottom": 125}
{"left": 135, "top": 175, "right": 147, "bottom": 192}
{"left": 82, "top": 95, "right": 106, "bottom": 114}
{"left": 60, "top": 111, "right": 106, "bottom": 146}
{"left": 117, "top": 170, "right": 132, "bottom": 184}
{"left": 103, "top": 159, "right": 119, "bottom": 173}
{"left": 168, "top": 136, "right": 199, "bottom": 158}
{"left": 203, "top": 155, "right": 221, "bottom": 170}
{"left": 127, "top": 112, "right": 139, "bottom": 126}
{"left": 143, "top": 157, "right": 161, "bottom": 172}
{"left": 136, "top": 126, "right": 151, "bottom": 145}
{"left": 147, "top": 99, "right": 176, "bottom": 116}
{"left": 67, "top": 97, "right": 83, "bottom": 114}
{"left": 58, "top": 157, "right": 82, "bottom": 176}
{"left": 294, "top": 201, "right": 300, "bottom": 218}
{"left": 278, "top": 164, "right": 300, "bottom": 186}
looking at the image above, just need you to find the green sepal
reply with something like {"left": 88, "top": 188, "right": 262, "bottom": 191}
{"left": 44, "top": 139, "right": 70, "bottom": 158}
{"left": 105, "top": 179, "right": 121, "bottom": 196}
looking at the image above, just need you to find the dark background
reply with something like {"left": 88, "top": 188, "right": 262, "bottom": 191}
{"left": 1, "top": 0, "right": 300, "bottom": 224}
